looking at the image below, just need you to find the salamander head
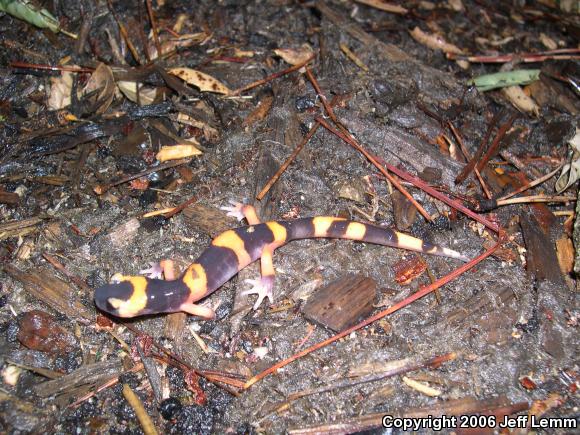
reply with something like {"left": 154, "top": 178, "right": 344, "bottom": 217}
{"left": 94, "top": 275, "right": 149, "bottom": 318}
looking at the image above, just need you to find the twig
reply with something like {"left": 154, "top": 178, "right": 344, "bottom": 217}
{"left": 107, "top": 0, "right": 142, "bottom": 64}
{"left": 447, "top": 121, "right": 492, "bottom": 199}
{"left": 455, "top": 110, "right": 503, "bottom": 184}
{"left": 146, "top": 0, "right": 162, "bottom": 58}
{"left": 256, "top": 122, "right": 320, "bottom": 200}
{"left": 305, "top": 66, "right": 339, "bottom": 125}
{"left": 315, "top": 117, "right": 433, "bottom": 221}
{"left": 476, "top": 114, "right": 518, "bottom": 172}
{"left": 244, "top": 238, "right": 504, "bottom": 389}
{"left": 122, "top": 323, "right": 244, "bottom": 392}
{"left": 498, "top": 164, "right": 564, "bottom": 201}
{"left": 10, "top": 62, "right": 94, "bottom": 73}
{"left": 447, "top": 47, "right": 580, "bottom": 63}
{"left": 93, "top": 158, "right": 191, "bottom": 194}
{"left": 231, "top": 54, "right": 314, "bottom": 95}
{"left": 42, "top": 253, "right": 92, "bottom": 292}
{"left": 497, "top": 195, "right": 575, "bottom": 206}
{"left": 122, "top": 384, "right": 159, "bottom": 435}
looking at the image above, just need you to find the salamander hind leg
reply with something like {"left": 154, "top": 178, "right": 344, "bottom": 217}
{"left": 242, "top": 276, "right": 275, "bottom": 310}
{"left": 221, "top": 200, "right": 261, "bottom": 225}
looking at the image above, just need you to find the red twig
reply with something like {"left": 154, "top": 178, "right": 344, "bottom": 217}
{"left": 447, "top": 121, "right": 492, "bottom": 199}
{"left": 244, "top": 238, "right": 504, "bottom": 388}
{"left": 476, "top": 114, "right": 518, "bottom": 172}
{"left": 447, "top": 48, "right": 580, "bottom": 63}
{"left": 455, "top": 110, "right": 503, "bottom": 185}
{"left": 315, "top": 117, "right": 433, "bottom": 221}
{"left": 231, "top": 55, "right": 315, "bottom": 95}
{"left": 10, "top": 62, "right": 94, "bottom": 73}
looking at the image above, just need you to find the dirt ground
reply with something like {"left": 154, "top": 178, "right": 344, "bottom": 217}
{"left": 0, "top": 1, "right": 578, "bottom": 434}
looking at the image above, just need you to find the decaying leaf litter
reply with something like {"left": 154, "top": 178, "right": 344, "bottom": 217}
{"left": 0, "top": 0, "right": 578, "bottom": 433}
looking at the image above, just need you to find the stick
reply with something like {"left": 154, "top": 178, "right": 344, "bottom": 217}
{"left": 244, "top": 239, "right": 504, "bottom": 388}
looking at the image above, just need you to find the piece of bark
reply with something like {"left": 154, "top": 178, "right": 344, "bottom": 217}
{"left": 183, "top": 203, "right": 234, "bottom": 238}
{"left": 556, "top": 237, "right": 574, "bottom": 275}
{"left": 302, "top": 274, "right": 376, "bottom": 332}
{"left": 3, "top": 264, "right": 93, "bottom": 323}
{"left": 392, "top": 255, "right": 426, "bottom": 284}
{"left": 391, "top": 191, "right": 418, "bottom": 231}
{"left": 164, "top": 312, "right": 187, "bottom": 343}
{"left": 0, "top": 216, "right": 46, "bottom": 241}
{"left": 343, "top": 123, "right": 463, "bottom": 188}
{"left": 33, "top": 359, "right": 123, "bottom": 405}
{"left": 520, "top": 212, "right": 565, "bottom": 286}
{"left": 315, "top": 1, "right": 410, "bottom": 62}
{"left": 0, "top": 190, "right": 19, "bottom": 204}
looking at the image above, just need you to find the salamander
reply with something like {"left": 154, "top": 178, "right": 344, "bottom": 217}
{"left": 94, "top": 202, "right": 468, "bottom": 319}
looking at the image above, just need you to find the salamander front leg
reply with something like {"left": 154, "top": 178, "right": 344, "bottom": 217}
{"left": 139, "top": 259, "right": 176, "bottom": 280}
{"left": 242, "top": 248, "right": 275, "bottom": 309}
{"left": 178, "top": 302, "right": 216, "bottom": 320}
{"left": 221, "top": 200, "right": 261, "bottom": 225}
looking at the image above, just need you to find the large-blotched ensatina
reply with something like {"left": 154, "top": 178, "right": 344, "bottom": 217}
{"left": 94, "top": 202, "right": 467, "bottom": 318}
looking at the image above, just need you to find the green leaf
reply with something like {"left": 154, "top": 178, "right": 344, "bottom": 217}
{"left": 468, "top": 69, "right": 541, "bottom": 92}
{"left": 0, "top": 0, "right": 76, "bottom": 37}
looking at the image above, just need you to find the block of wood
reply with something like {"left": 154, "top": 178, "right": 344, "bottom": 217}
{"left": 302, "top": 274, "right": 376, "bottom": 332}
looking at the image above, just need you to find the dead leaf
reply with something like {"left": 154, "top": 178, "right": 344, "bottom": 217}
{"left": 156, "top": 144, "right": 202, "bottom": 162}
{"left": 48, "top": 71, "right": 73, "bottom": 110}
{"left": 501, "top": 85, "right": 540, "bottom": 116}
{"left": 274, "top": 45, "right": 314, "bottom": 66}
{"left": 409, "top": 27, "right": 464, "bottom": 55}
{"left": 168, "top": 68, "right": 231, "bottom": 95}
{"left": 117, "top": 81, "right": 160, "bottom": 105}
{"left": 354, "top": 0, "right": 408, "bottom": 14}
{"left": 81, "top": 63, "right": 115, "bottom": 115}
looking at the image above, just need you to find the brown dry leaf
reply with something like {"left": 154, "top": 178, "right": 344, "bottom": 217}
{"left": 150, "top": 32, "right": 208, "bottom": 60}
{"left": 156, "top": 144, "right": 202, "bottom": 162}
{"left": 274, "top": 45, "right": 314, "bottom": 66}
{"left": 48, "top": 71, "right": 73, "bottom": 110}
{"left": 176, "top": 112, "right": 219, "bottom": 142}
{"left": 117, "top": 81, "right": 160, "bottom": 105}
{"left": 354, "top": 0, "right": 408, "bottom": 14}
{"left": 501, "top": 85, "right": 540, "bottom": 116}
{"left": 556, "top": 237, "right": 574, "bottom": 274}
{"left": 409, "top": 27, "right": 464, "bottom": 55}
{"left": 168, "top": 68, "right": 231, "bottom": 95}
{"left": 81, "top": 63, "right": 115, "bottom": 115}
{"left": 402, "top": 376, "right": 442, "bottom": 397}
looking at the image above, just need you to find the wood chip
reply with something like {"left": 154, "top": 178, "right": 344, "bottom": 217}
{"left": 402, "top": 376, "right": 442, "bottom": 397}
{"left": 33, "top": 359, "right": 123, "bottom": 407}
{"left": 392, "top": 255, "right": 427, "bottom": 285}
{"left": 183, "top": 203, "right": 235, "bottom": 238}
{"left": 156, "top": 144, "right": 202, "bottom": 162}
{"left": 0, "top": 216, "right": 46, "bottom": 241}
{"left": 3, "top": 264, "right": 93, "bottom": 323}
{"left": 302, "top": 274, "right": 376, "bottom": 332}
{"left": 556, "top": 237, "right": 574, "bottom": 274}
{"left": 520, "top": 212, "right": 565, "bottom": 286}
